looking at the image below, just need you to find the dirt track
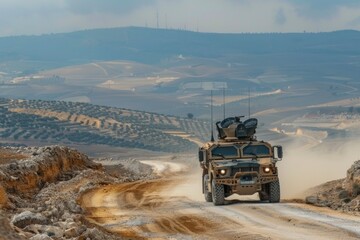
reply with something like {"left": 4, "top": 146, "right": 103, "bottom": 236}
{"left": 80, "top": 160, "right": 360, "bottom": 240}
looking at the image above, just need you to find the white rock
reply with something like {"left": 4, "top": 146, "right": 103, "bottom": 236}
{"left": 29, "top": 233, "right": 52, "bottom": 240}
{"left": 24, "top": 224, "right": 64, "bottom": 238}
{"left": 11, "top": 211, "right": 47, "bottom": 228}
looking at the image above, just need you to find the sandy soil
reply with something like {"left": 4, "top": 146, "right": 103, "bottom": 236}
{"left": 0, "top": 148, "right": 28, "bottom": 164}
{"left": 80, "top": 159, "right": 360, "bottom": 240}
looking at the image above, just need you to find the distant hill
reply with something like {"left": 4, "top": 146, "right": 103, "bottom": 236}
{"left": 1, "top": 27, "right": 360, "bottom": 121}
{"left": 0, "top": 98, "right": 209, "bottom": 152}
{"left": 1, "top": 27, "right": 360, "bottom": 70}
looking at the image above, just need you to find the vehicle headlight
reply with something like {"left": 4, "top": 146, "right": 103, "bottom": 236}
{"left": 264, "top": 167, "right": 271, "bottom": 173}
{"left": 220, "top": 169, "right": 227, "bottom": 175}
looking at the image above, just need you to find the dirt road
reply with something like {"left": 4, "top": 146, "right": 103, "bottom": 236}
{"left": 80, "top": 160, "right": 360, "bottom": 240}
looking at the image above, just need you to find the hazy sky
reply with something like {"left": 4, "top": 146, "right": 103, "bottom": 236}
{"left": 1, "top": 0, "right": 360, "bottom": 36}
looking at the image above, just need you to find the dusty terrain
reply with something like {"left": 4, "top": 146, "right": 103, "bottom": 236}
{"left": 0, "top": 146, "right": 359, "bottom": 240}
{"left": 80, "top": 159, "right": 360, "bottom": 240}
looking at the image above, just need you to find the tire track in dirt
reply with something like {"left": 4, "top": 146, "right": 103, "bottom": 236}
{"left": 80, "top": 176, "right": 268, "bottom": 239}
{"left": 80, "top": 160, "right": 360, "bottom": 240}
{"left": 206, "top": 202, "right": 360, "bottom": 240}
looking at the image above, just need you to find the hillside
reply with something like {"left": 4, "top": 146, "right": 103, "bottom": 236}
{"left": 0, "top": 98, "right": 209, "bottom": 152}
{"left": 1, "top": 27, "right": 359, "bottom": 118}
{"left": 1, "top": 24, "right": 360, "bottom": 240}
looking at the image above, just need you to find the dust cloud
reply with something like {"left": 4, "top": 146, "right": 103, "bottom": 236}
{"left": 149, "top": 138, "right": 360, "bottom": 202}
{"left": 279, "top": 139, "right": 360, "bottom": 198}
{"left": 140, "top": 156, "right": 205, "bottom": 202}
{"left": 164, "top": 159, "right": 205, "bottom": 202}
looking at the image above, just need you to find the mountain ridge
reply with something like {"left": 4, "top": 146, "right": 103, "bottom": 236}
{"left": 1, "top": 27, "right": 360, "bottom": 67}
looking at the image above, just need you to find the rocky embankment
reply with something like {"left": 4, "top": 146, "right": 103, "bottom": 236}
{"left": 0, "top": 146, "right": 152, "bottom": 240}
{"left": 306, "top": 160, "right": 360, "bottom": 215}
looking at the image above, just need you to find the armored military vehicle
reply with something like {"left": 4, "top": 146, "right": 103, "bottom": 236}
{"left": 198, "top": 116, "right": 283, "bottom": 205}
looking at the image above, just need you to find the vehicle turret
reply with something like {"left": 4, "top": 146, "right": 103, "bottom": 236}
{"left": 216, "top": 116, "right": 258, "bottom": 141}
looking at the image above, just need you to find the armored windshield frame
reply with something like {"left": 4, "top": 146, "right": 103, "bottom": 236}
{"left": 210, "top": 145, "right": 239, "bottom": 159}
{"left": 241, "top": 144, "right": 271, "bottom": 158}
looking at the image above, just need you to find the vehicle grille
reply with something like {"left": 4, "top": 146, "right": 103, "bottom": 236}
{"left": 231, "top": 167, "right": 259, "bottom": 175}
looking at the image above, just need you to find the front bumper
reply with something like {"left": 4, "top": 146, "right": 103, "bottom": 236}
{"left": 215, "top": 171, "right": 278, "bottom": 195}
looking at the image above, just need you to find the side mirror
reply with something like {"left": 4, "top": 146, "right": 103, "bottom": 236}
{"left": 273, "top": 146, "right": 283, "bottom": 160}
{"left": 198, "top": 150, "right": 204, "bottom": 162}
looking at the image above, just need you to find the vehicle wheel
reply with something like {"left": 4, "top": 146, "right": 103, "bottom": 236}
{"left": 269, "top": 180, "right": 280, "bottom": 203}
{"left": 212, "top": 178, "right": 225, "bottom": 205}
{"left": 259, "top": 191, "right": 269, "bottom": 201}
{"left": 259, "top": 184, "right": 270, "bottom": 201}
{"left": 203, "top": 174, "right": 213, "bottom": 202}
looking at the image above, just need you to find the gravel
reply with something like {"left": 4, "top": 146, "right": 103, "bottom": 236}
{"left": 0, "top": 145, "right": 152, "bottom": 239}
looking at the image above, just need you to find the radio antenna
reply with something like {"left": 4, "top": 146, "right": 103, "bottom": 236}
{"left": 210, "top": 90, "right": 214, "bottom": 142}
{"left": 248, "top": 87, "right": 251, "bottom": 118}
{"left": 223, "top": 87, "right": 226, "bottom": 119}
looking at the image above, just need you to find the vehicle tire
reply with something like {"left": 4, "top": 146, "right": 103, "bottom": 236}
{"left": 203, "top": 174, "right": 213, "bottom": 202}
{"left": 259, "top": 184, "right": 270, "bottom": 201}
{"left": 269, "top": 180, "right": 280, "bottom": 203}
{"left": 259, "top": 191, "right": 269, "bottom": 201}
{"left": 212, "top": 178, "right": 225, "bottom": 205}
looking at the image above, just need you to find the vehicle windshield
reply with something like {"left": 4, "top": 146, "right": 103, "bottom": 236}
{"left": 243, "top": 145, "right": 270, "bottom": 157}
{"left": 211, "top": 146, "right": 238, "bottom": 158}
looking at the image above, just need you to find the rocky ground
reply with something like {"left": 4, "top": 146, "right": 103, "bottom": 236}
{"left": 0, "top": 146, "right": 154, "bottom": 240}
{"left": 0, "top": 145, "right": 359, "bottom": 239}
{"left": 305, "top": 160, "right": 360, "bottom": 215}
